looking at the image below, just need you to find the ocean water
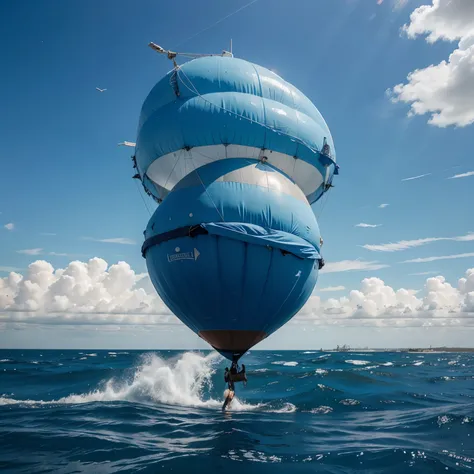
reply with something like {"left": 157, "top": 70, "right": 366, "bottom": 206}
{"left": 0, "top": 350, "right": 473, "bottom": 473}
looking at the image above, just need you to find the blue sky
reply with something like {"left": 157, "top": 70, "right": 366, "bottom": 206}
{"left": 1, "top": 0, "right": 474, "bottom": 349}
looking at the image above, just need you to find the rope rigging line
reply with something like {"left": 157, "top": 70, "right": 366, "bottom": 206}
{"left": 162, "top": 152, "right": 183, "bottom": 191}
{"left": 313, "top": 187, "right": 332, "bottom": 220}
{"left": 174, "top": 0, "right": 260, "bottom": 49}
{"left": 187, "top": 149, "right": 226, "bottom": 223}
{"left": 262, "top": 270, "right": 302, "bottom": 336}
{"left": 134, "top": 177, "right": 153, "bottom": 216}
{"left": 192, "top": 149, "right": 216, "bottom": 164}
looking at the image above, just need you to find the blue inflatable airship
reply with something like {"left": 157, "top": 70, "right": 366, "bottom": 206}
{"left": 131, "top": 45, "right": 338, "bottom": 362}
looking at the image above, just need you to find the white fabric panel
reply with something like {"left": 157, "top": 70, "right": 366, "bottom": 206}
{"left": 146, "top": 145, "right": 324, "bottom": 199}
{"left": 212, "top": 164, "right": 308, "bottom": 203}
{"left": 264, "top": 150, "right": 296, "bottom": 179}
{"left": 293, "top": 159, "right": 323, "bottom": 197}
{"left": 226, "top": 145, "right": 260, "bottom": 160}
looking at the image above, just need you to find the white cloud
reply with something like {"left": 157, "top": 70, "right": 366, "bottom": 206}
{"left": 49, "top": 252, "right": 69, "bottom": 257}
{"left": 318, "top": 286, "right": 346, "bottom": 292}
{"left": 448, "top": 171, "right": 474, "bottom": 179}
{"left": 378, "top": 203, "right": 389, "bottom": 208}
{"left": 389, "top": 37, "right": 474, "bottom": 127}
{"left": 84, "top": 237, "right": 136, "bottom": 245}
{"left": 297, "top": 267, "right": 474, "bottom": 327}
{"left": 322, "top": 260, "right": 389, "bottom": 274}
{"left": 41, "top": 233, "right": 57, "bottom": 236}
{"left": 1, "top": 259, "right": 474, "bottom": 329}
{"left": 402, "top": 0, "right": 474, "bottom": 43}
{"left": 355, "top": 223, "right": 382, "bottom": 228}
{"left": 4, "top": 223, "right": 14, "bottom": 231}
{"left": 401, "top": 173, "right": 431, "bottom": 181}
{"left": 363, "top": 232, "right": 474, "bottom": 252}
{"left": 389, "top": 0, "right": 474, "bottom": 127}
{"left": 17, "top": 248, "right": 43, "bottom": 256}
{"left": 403, "top": 252, "right": 474, "bottom": 263}
{"left": 0, "top": 258, "right": 173, "bottom": 324}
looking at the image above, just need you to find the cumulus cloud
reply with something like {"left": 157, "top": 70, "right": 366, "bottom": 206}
{"left": 321, "top": 260, "right": 389, "bottom": 273}
{"left": 0, "top": 258, "right": 173, "bottom": 325}
{"left": 448, "top": 171, "right": 474, "bottom": 179}
{"left": 402, "top": 0, "right": 474, "bottom": 43}
{"left": 389, "top": 37, "right": 474, "bottom": 127}
{"left": 355, "top": 223, "right": 382, "bottom": 228}
{"left": 401, "top": 173, "right": 431, "bottom": 181}
{"left": 363, "top": 232, "right": 474, "bottom": 252}
{"left": 4, "top": 223, "right": 14, "bottom": 231}
{"left": 1, "top": 259, "right": 474, "bottom": 328}
{"left": 379, "top": 203, "right": 389, "bottom": 208}
{"left": 389, "top": 0, "right": 474, "bottom": 127}
{"left": 297, "top": 267, "right": 474, "bottom": 327}
{"left": 17, "top": 248, "right": 43, "bottom": 256}
{"left": 403, "top": 252, "right": 474, "bottom": 263}
{"left": 84, "top": 237, "right": 136, "bottom": 245}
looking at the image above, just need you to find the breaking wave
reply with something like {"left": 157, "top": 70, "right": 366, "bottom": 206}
{"left": 0, "top": 352, "right": 260, "bottom": 411}
{"left": 345, "top": 359, "right": 370, "bottom": 366}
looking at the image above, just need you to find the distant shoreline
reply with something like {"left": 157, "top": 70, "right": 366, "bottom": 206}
{"left": 1, "top": 347, "right": 474, "bottom": 353}
{"left": 323, "top": 347, "right": 474, "bottom": 353}
{"left": 395, "top": 347, "right": 474, "bottom": 353}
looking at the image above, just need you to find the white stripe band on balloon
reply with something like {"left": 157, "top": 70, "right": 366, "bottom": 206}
{"left": 146, "top": 144, "right": 324, "bottom": 200}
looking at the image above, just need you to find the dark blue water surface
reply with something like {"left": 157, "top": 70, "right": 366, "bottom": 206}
{"left": 0, "top": 349, "right": 473, "bottom": 473}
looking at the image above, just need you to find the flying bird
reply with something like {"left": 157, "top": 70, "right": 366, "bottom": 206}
{"left": 96, "top": 87, "right": 107, "bottom": 92}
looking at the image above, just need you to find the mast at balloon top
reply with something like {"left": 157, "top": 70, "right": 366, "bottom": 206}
{"left": 148, "top": 41, "right": 235, "bottom": 67}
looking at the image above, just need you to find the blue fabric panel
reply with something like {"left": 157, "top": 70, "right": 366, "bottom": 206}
{"left": 136, "top": 92, "right": 329, "bottom": 180}
{"left": 145, "top": 233, "right": 319, "bottom": 337}
{"left": 255, "top": 251, "right": 317, "bottom": 333}
{"left": 238, "top": 241, "right": 273, "bottom": 320}
{"left": 262, "top": 256, "right": 318, "bottom": 335}
{"left": 138, "top": 57, "right": 335, "bottom": 142}
{"left": 179, "top": 94, "right": 266, "bottom": 148}
{"left": 202, "top": 223, "right": 320, "bottom": 259}
{"left": 176, "top": 57, "right": 263, "bottom": 106}
{"left": 145, "top": 180, "right": 321, "bottom": 251}
{"left": 138, "top": 72, "right": 180, "bottom": 132}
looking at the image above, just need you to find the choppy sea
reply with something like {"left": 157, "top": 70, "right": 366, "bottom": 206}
{"left": 0, "top": 349, "right": 473, "bottom": 473}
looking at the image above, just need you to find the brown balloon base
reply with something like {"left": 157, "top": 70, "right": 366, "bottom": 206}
{"left": 198, "top": 329, "right": 267, "bottom": 361}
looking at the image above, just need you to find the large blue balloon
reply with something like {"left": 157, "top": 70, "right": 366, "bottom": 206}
{"left": 135, "top": 55, "right": 337, "bottom": 361}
